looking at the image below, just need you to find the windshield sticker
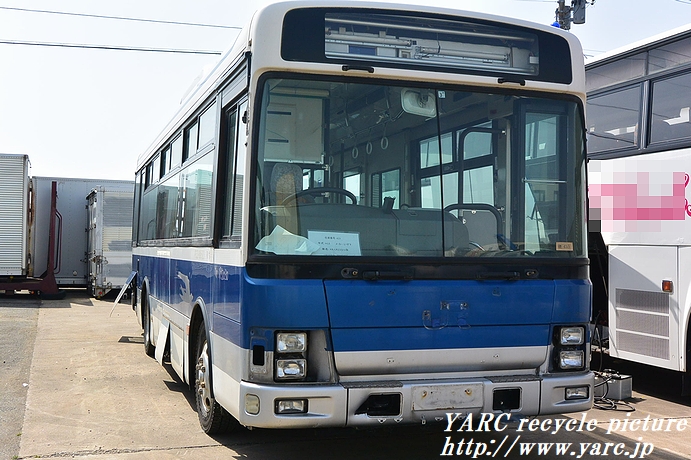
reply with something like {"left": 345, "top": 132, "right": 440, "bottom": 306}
{"left": 308, "top": 230, "right": 362, "bottom": 256}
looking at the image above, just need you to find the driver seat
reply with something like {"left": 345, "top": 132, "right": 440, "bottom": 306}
{"left": 270, "top": 163, "right": 303, "bottom": 206}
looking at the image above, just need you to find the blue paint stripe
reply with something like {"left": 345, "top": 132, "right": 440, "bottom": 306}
{"left": 331, "top": 324, "right": 551, "bottom": 352}
{"left": 134, "top": 254, "right": 590, "bottom": 354}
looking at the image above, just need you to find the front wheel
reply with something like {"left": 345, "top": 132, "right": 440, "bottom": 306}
{"left": 195, "top": 321, "right": 237, "bottom": 434}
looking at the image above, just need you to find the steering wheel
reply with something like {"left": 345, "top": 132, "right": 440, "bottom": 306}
{"left": 282, "top": 187, "right": 357, "bottom": 206}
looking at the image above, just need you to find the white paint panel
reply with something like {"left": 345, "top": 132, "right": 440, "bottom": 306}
{"left": 169, "top": 322, "right": 185, "bottom": 380}
{"left": 155, "top": 318, "right": 170, "bottom": 365}
{"left": 609, "top": 245, "right": 680, "bottom": 370}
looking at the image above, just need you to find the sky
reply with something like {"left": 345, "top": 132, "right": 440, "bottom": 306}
{"left": 1, "top": 0, "right": 690, "bottom": 181}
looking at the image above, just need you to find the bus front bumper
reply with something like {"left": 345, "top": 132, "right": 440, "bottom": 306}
{"left": 236, "top": 372, "right": 594, "bottom": 429}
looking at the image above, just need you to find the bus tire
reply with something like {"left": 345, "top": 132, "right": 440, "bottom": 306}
{"left": 194, "top": 320, "right": 236, "bottom": 434}
{"left": 143, "top": 293, "right": 155, "bottom": 358}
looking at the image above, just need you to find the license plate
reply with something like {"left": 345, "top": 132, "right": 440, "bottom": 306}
{"left": 411, "top": 383, "right": 484, "bottom": 411}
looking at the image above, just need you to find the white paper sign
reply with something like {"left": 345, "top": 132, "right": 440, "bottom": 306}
{"left": 308, "top": 230, "right": 361, "bottom": 256}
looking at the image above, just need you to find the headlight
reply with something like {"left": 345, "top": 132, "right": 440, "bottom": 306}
{"left": 560, "top": 326, "right": 584, "bottom": 345}
{"left": 552, "top": 325, "right": 587, "bottom": 372}
{"left": 276, "top": 358, "right": 307, "bottom": 379}
{"left": 275, "top": 331, "right": 308, "bottom": 381}
{"left": 276, "top": 332, "right": 307, "bottom": 353}
{"left": 559, "top": 350, "right": 584, "bottom": 369}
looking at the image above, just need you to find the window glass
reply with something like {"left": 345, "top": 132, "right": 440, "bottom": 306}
{"left": 648, "top": 37, "right": 691, "bottom": 75}
{"left": 185, "top": 122, "right": 199, "bottom": 161}
{"left": 252, "top": 78, "right": 586, "bottom": 258}
{"left": 161, "top": 146, "right": 171, "bottom": 177}
{"left": 343, "top": 170, "right": 362, "bottom": 205}
{"left": 232, "top": 101, "right": 248, "bottom": 237}
{"left": 526, "top": 113, "right": 559, "bottom": 159}
{"left": 419, "top": 132, "right": 452, "bottom": 168}
{"left": 152, "top": 155, "right": 161, "bottom": 183}
{"left": 156, "top": 174, "right": 180, "bottom": 238}
{"left": 585, "top": 54, "right": 646, "bottom": 92}
{"left": 171, "top": 135, "right": 183, "bottom": 169}
{"left": 463, "top": 166, "right": 493, "bottom": 203}
{"left": 650, "top": 73, "right": 691, "bottom": 144}
{"left": 586, "top": 86, "right": 641, "bottom": 153}
{"left": 524, "top": 109, "right": 567, "bottom": 253}
{"left": 133, "top": 171, "right": 143, "bottom": 242}
{"left": 222, "top": 108, "right": 238, "bottom": 238}
{"left": 381, "top": 169, "right": 399, "bottom": 208}
{"left": 421, "top": 173, "right": 457, "bottom": 209}
{"left": 145, "top": 163, "right": 152, "bottom": 189}
{"left": 462, "top": 130, "right": 492, "bottom": 160}
{"left": 199, "top": 103, "right": 217, "bottom": 148}
{"left": 322, "top": 12, "right": 539, "bottom": 76}
{"left": 179, "top": 153, "right": 214, "bottom": 238}
{"left": 139, "top": 187, "right": 158, "bottom": 240}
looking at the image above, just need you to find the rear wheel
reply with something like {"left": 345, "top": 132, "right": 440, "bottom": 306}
{"left": 195, "top": 321, "right": 236, "bottom": 434}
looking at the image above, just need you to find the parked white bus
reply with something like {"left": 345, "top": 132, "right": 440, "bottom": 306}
{"left": 586, "top": 24, "right": 691, "bottom": 393}
{"left": 128, "top": 0, "right": 593, "bottom": 434}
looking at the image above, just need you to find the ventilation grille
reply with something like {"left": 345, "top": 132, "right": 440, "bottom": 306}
{"left": 614, "top": 288, "right": 670, "bottom": 360}
{"left": 615, "top": 310, "right": 669, "bottom": 336}
{"left": 616, "top": 288, "right": 669, "bottom": 314}
{"left": 616, "top": 331, "right": 669, "bottom": 360}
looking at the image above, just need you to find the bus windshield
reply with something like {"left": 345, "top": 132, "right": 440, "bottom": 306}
{"left": 252, "top": 76, "right": 586, "bottom": 259}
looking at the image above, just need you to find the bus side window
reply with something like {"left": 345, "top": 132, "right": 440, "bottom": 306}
{"left": 650, "top": 73, "right": 691, "bottom": 144}
{"left": 221, "top": 106, "right": 238, "bottom": 239}
{"left": 232, "top": 101, "right": 248, "bottom": 238}
{"left": 221, "top": 100, "right": 248, "bottom": 242}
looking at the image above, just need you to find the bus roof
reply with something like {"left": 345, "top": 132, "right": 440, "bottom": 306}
{"left": 138, "top": 0, "right": 583, "bottom": 170}
{"left": 586, "top": 22, "right": 691, "bottom": 68}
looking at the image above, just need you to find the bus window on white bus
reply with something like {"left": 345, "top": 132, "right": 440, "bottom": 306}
{"left": 650, "top": 73, "right": 691, "bottom": 144}
{"left": 586, "top": 86, "right": 641, "bottom": 154}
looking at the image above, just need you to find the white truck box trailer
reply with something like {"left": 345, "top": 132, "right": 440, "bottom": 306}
{"left": 0, "top": 154, "right": 30, "bottom": 276}
{"left": 29, "top": 177, "right": 133, "bottom": 287}
{"left": 86, "top": 185, "right": 134, "bottom": 297}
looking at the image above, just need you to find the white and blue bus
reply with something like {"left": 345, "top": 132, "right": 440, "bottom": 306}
{"left": 129, "top": 0, "right": 593, "bottom": 434}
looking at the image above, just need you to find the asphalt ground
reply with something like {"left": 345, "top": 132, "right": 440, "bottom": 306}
{"left": 2, "top": 291, "right": 690, "bottom": 459}
{"left": 0, "top": 297, "right": 39, "bottom": 460}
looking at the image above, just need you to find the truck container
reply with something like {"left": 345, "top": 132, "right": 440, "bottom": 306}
{"left": 0, "top": 154, "right": 30, "bottom": 276}
{"left": 86, "top": 185, "right": 134, "bottom": 297}
{"left": 29, "top": 177, "right": 133, "bottom": 288}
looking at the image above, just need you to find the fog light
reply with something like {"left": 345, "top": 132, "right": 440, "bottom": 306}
{"left": 560, "top": 327, "right": 584, "bottom": 345}
{"left": 565, "top": 386, "right": 589, "bottom": 400}
{"left": 275, "top": 399, "right": 308, "bottom": 414}
{"left": 559, "top": 350, "right": 584, "bottom": 369}
{"left": 277, "top": 332, "right": 307, "bottom": 353}
{"left": 245, "top": 394, "right": 260, "bottom": 415}
{"left": 276, "top": 358, "right": 306, "bottom": 379}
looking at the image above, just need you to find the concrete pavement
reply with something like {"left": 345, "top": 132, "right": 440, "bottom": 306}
{"left": 0, "top": 298, "right": 39, "bottom": 460}
{"left": 4, "top": 291, "right": 691, "bottom": 459}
